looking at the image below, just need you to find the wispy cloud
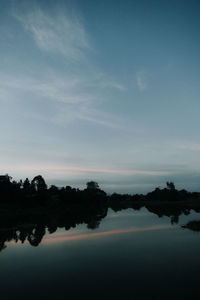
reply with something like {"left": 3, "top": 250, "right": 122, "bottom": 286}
{"left": 0, "top": 71, "right": 127, "bottom": 129}
{"left": 1, "top": 4, "right": 127, "bottom": 130}
{"left": 136, "top": 70, "right": 149, "bottom": 91}
{"left": 14, "top": 7, "right": 89, "bottom": 61}
{"left": 178, "top": 143, "right": 200, "bottom": 152}
{"left": 0, "top": 71, "right": 91, "bottom": 104}
{"left": 0, "top": 164, "right": 171, "bottom": 176}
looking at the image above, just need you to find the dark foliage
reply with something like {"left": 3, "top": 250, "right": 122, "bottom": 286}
{"left": 1, "top": 175, "right": 200, "bottom": 251}
{"left": 182, "top": 220, "right": 200, "bottom": 232}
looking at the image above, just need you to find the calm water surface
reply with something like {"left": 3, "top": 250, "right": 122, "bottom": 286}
{"left": 1, "top": 208, "right": 200, "bottom": 299}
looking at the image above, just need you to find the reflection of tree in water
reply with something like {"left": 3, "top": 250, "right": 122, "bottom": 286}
{"left": 0, "top": 228, "right": 15, "bottom": 252}
{"left": 0, "top": 241, "right": 7, "bottom": 252}
{"left": 182, "top": 220, "right": 200, "bottom": 232}
{"left": 28, "top": 225, "right": 46, "bottom": 247}
{"left": 1, "top": 176, "right": 200, "bottom": 252}
{"left": 87, "top": 220, "right": 101, "bottom": 229}
{"left": 0, "top": 205, "right": 108, "bottom": 251}
{"left": 145, "top": 205, "right": 192, "bottom": 225}
{"left": 1, "top": 199, "right": 200, "bottom": 252}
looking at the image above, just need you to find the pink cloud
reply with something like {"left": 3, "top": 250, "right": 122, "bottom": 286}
{"left": 1, "top": 164, "right": 169, "bottom": 176}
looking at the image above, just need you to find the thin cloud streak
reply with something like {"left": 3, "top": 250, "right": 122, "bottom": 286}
{"left": 178, "top": 143, "right": 200, "bottom": 152}
{"left": 1, "top": 164, "right": 170, "bottom": 176}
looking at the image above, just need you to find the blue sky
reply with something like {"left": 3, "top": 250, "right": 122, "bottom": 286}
{"left": 0, "top": 0, "right": 200, "bottom": 193}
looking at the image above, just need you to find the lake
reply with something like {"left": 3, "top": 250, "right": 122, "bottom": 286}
{"left": 0, "top": 207, "right": 200, "bottom": 299}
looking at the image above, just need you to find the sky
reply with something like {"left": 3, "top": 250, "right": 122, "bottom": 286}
{"left": 0, "top": 0, "right": 200, "bottom": 193}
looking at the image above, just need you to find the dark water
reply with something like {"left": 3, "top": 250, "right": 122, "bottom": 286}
{"left": 1, "top": 208, "right": 200, "bottom": 300}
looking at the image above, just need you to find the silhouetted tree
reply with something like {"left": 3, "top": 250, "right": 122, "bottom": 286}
{"left": 65, "top": 186, "right": 72, "bottom": 192}
{"left": 31, "top": 175, "right": 47, "bottom": 192}
{"left": 86, "top": 181, "right": 99, "bottom": 190}
{"left": 49, "top": 185, "right": 59, "bottom": 193}
{"left": 0, "top": 174, "right": 12, "bottom": 183}
{"left": 166, "top": 181, "right": 175, "bottom": 190}
{"left": 23, "top": 178, "right": 31, "bottom": 192}
{"left": 0, "top": 174, "right": 11, "bottom": 190}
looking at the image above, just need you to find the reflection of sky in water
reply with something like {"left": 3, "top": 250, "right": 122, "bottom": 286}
{"left": 4, "top": 207, "right": 200, "bottom": 249}
{"left": 1, "top": 208, "right": 200, "bottom": 299}
{"left": 42, "top": 225, "right": 172, "bottom": 245}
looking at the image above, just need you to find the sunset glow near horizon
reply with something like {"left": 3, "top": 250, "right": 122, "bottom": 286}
{"left": 0, "top": 0, "right": 200, "bottom": 193}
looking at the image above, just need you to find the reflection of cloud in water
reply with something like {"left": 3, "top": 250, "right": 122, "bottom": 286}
{"left": 43, "top": 225, "right": 171, "bottom": 244}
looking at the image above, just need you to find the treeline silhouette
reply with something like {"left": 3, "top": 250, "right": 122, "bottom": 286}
{"left": 0, "top": 175, "right": 107, "bottom": 204}
{"left": 0, "top": 174, "right": 200, "bottom": 205}
{"left": 1, "top": 174, "right": 200, "bottom": 252}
